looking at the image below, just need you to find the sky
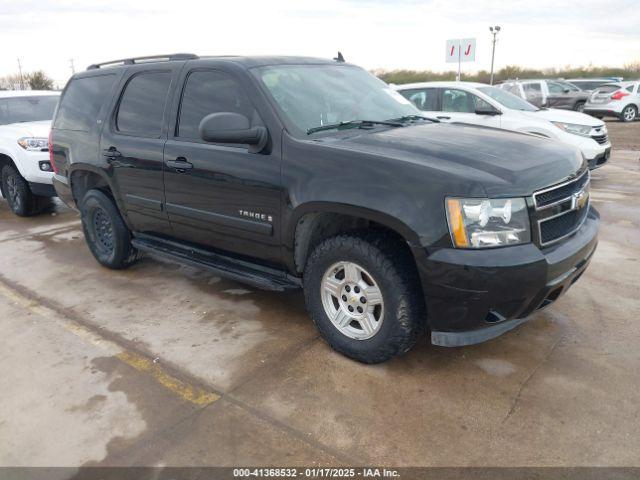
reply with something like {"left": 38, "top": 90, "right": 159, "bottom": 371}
{"left": 1, "top": 0, "right": 639, "bottom": 87}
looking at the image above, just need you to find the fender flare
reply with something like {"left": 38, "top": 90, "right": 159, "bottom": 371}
{"left": 285, "top": 201, "right": 421, "bottom": 250}
{"left": 67, "top": 163, "right": 133, "bottom": 228}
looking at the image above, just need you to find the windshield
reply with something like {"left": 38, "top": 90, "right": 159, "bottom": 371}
{"left": 253, "top": 64, "right": 419, "bottom": 136}
{"left": 477, "top": 87, "right": 538, "bottom": 112}
{"left": 0, "top": 95, "right": 59, "bottom": 126}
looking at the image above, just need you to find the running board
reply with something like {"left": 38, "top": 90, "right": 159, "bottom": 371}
{"left": 131, "top": 235, "right": 301, "bottom": 292}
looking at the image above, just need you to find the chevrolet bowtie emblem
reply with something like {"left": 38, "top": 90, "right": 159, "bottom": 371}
{"left": 572, "top": 189, "right": 589, "bottom": 210}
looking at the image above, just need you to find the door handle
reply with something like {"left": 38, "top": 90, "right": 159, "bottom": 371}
{"left": 103, "top": 147, "right": 122, "bottom": 162}
{"left": 165, "top": 157, "right": 193, "bottom": 172}
{"left": 436, "top": 115, "right": 451, "bottom": 120}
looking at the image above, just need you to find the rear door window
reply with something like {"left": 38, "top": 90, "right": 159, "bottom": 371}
{"left": 398, "top": 88, "right": 439, "bottom": 111}
{"left": 54, "top": 74, "right": 116, "bottom": 131}
{"left": 116, "top": 71, "right": 172, "bottom": 137}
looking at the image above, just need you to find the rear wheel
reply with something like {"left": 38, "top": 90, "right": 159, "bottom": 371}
{"left": 1, "top": 165, "right": 36, "bottom": 217}
{"left": 303, "top": 232, "right": 425, "bottom": 363}
{"left": 620, "top": 105, "right": 637, "bottom": 122}
{"left": 80, "top": 189, "right": 142, "bottom": 269}
{"left": 574, "top": 101, "right": 585, "bottom": 113}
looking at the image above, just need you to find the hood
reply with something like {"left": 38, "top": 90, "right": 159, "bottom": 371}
{"left": 319, "top": 122, "right": 584, "bottom": 197}
{"left": 0, "top": 120, "right": 52, "bottom": 138}
{"left": 518, "top": 108, "right": 604, "bottom": 127}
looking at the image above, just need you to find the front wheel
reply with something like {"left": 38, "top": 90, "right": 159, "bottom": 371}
{"left": 574, "top": 101, "right": 585, "bottom": 113}
{"left": 303, "top": 233, "right": 425, "bottom": 364}
{"left": 620, "top": 105, "right": 637, "bottom": 122}
{"left": 1, "top": 165, "right": 36, "bottom": 217}
{"left": 80, "top": 189, "right": 142, "bottom": 269}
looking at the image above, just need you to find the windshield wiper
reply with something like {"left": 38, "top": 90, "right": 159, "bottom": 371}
{"left": 307, "top": 119, "right": 403, "bottom": 135}
{"left": 389, "top": 114, "right": 440, "bottom": 124}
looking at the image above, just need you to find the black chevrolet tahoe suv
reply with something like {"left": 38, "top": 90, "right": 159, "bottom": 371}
{"left": 51, "top": 54, "right": 598, "bottom": 363}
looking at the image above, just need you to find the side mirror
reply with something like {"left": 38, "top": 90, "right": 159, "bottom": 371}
{"left": 475, "top": 104, "right": 501, "bottom": 115}
{"left": 563, "top": 88, "right": 571, "bottom": 93}
{"left": 198, "top": 112, "right": 268, "bottom": 153}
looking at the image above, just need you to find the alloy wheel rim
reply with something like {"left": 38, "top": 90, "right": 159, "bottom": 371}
{"left": 6, "top": 175, "right": 21, "bottom": 209}
{"left": 320, "top": 261, "right": 384, "bottom": 340}
{"left": 624, "top": 107, "right": 636, "bottom": 121}
{"left": 92, "top": 208, "right": 115, "bottom": 254}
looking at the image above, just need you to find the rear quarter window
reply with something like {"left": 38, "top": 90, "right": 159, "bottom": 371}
{"left": 54, "top": 74, "right": 117, "bottom": 131}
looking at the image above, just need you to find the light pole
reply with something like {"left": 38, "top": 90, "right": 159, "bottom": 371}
{"left": 489, "top": 25, "right": 501, "bottom": 85}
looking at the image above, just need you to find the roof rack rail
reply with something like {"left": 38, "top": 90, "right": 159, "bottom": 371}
{"left": 87, "top": 53, "right": 198, "bottom": 70}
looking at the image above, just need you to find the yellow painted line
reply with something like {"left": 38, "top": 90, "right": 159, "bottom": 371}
{"left": 117, "top": 351, "right": 219, "bottom": 405}
{"left": 0, "top": 282, "right": 220, "bottom": 406}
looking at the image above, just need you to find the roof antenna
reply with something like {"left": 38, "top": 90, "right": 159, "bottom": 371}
{"left": 334, "top": 51, "right": 345, "bottom": 63}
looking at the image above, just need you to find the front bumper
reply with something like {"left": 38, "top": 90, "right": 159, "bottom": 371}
{"left": 414, "top": 207, "right": 599, "bottom": 347}
{"left": 587, "top": 147, "right": 611, "bottom": 170}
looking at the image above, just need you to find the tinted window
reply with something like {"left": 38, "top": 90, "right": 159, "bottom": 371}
{"left": 178, "top": 70, "right": 256, "bottom": 140}
{"left": 547, "top": 81, "right": 567, "bottom": 94}
{"left": 625, "top": 85, "right": 635, "bottom": 93}
{"left": 54, "top": 75, "right": 116, "bottom": 131}
{"left": 399, "top": 88, "right": 439, "bottom": 111}
{"left": 117, "top": 72, "right": 172, "bottom": 137}
{"left": 442, "top": 89, "right": 474, "bottom": 113}
{"left": 0, "top": 96, "right": 59, "bottom": 126}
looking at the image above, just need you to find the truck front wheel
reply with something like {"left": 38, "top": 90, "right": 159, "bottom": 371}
{"left": 1, "top": 165, "right": 37, "bottom": 217}
{"left": 303, "top": 232, "right": 425, "bottom": 363}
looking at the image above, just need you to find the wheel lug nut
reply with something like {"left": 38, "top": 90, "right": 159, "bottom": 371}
{"left": 345, "top": 286, "right": 351, "bottom": 292}
{"left": 354, "top": 286, "right": 360, "bottom": 293}
{"left": 342, "top": 295, "right": 347, "bottom": 301}
{"left": 348, "top": 306, "right": 354, "bottom": 312}
{"left": 360, "top": 297, "right": 366, "bottom": 303}
{"left": 357, "top": 306, "right": 363, "bottom": 313}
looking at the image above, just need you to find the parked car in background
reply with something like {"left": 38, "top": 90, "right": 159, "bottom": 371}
{"left": 497, "top": 79, "right": 591, "bottom": 112}
{"left": 584, "top": 81, "right": 640, "bottom": 122}
{"left": 0, "top": 90, "right": 60, "bottom": 216}
{"left": 566, "top": 78, "right": 620, "bottom": 92}
{"left": 395, "top": 81, "right": 611, "bottom": 169}
{"left": 51, "top": 54, "right": 598, "bottom": 363}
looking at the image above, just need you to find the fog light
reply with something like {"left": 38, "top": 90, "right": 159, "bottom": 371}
{"left": 39, "top": 161, "right": 52, "bottom": 172}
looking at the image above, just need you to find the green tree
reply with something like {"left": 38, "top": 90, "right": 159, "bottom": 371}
{"left": 27, "top": 71, "right": 54, "bottom": 90}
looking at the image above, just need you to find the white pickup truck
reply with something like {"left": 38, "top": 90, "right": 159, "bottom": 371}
{"left": 0, "top": 90, "right": 60, "bottom": 216}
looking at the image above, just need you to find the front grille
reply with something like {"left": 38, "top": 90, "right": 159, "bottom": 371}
{"left": 534, "top": 170, "right": 589, "bottom": 209}
{"left": 591, "top": 133, "right": 609, "bottom": 145}
{"left": 533, "top": 169, "right": 590, "bottom": 247}
{"left": 539, "top": 207, "right": 589, "bottom": 244}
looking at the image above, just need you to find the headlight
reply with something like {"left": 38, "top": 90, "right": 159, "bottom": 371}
{"left": 17, "top": 137, "right": 49, "bottom": 151}
{"left": 551, "top": 122, "right": 591, "bottom": 137}
{"left": 446, "top": 197, "right": 531, "bottom": 248}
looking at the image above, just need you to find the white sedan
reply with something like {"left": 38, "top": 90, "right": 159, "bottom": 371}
{"left": 394, "top": 81, "right": 611, "bottom": 170}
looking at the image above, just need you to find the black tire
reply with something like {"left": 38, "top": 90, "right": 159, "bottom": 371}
{"left": 303, "top": 232, "right": 425, "bottom": 364}
{"left": 573, "top": 101, "right": 585, "bottom": 113}
{"left": 620, "top": 105, "right": 637, "bottom": 123}
{"left": 1, "top": 165, "right": 37, "bottom": 217}
{"left": 80, "top": 189, "right": 142, "bottom": 269}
